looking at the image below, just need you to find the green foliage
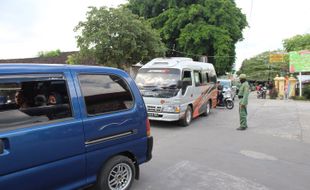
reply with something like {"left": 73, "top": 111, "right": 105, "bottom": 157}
{"left": 66, "top": 53, "right": 96, "bottom": 65}
{"left": 66, "top": 54, "right": 76, "bottom": 65}
{"left": 283, "top": 33, "right": 310, "bottom": 52}
{"left": 238, "top": 51, "right": 289, "bottom": 81}
{"left": 303, "top": 85, "right": 310, "bottom": 100}
{"left": 128, "top": 0, "right": 247, "bottom": 75}
{"left": 66, "top": 53, "right": 82, "bottom": 65}
{"left": 239, "top": 33, "right": 310, "bottom": 81}
{"left": 291, "top": 96, "right": 307, "bottom": 101}
{"left": 38, "top": 49, "right": 61, "bottom": 58}
{"left": 74, "top": 7, "right": 166, "bottom": 69}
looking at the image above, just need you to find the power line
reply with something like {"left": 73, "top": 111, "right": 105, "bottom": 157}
{"left": 168, "top": 48, "right": 236, "bottom": 58}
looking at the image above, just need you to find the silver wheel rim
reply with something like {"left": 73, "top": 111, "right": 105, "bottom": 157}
{"left": 206, "top": 103, "right": 210, "bottom": 114}
{"left": 108, "top": 163, "right": 132, "bottom": 190}
{"left": 186, "top": 109, "right": 191, "bottom": 124}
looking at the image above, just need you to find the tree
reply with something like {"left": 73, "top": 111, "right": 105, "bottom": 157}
{"left": 283, "top": 33, "right": 310, "bottom": 52}
{"left": 128, "top": 0, "right": 247, "bottom": 75}
{"left": 38, "top": 49, "right": 61, "bottom": 58}
{"left": 238, "top": 51, "right": 289, "bottom": 81}
{"left": 74, "top": 7, "right": 166, "bottom": 68}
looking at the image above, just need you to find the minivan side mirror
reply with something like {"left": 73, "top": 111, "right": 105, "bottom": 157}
{"left": 177, "top": 80, "right": 183, "bottom": 89}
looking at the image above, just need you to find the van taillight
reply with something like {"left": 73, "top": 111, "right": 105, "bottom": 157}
{"left": 146, "top": 118, "right": 151, "bottom": 137}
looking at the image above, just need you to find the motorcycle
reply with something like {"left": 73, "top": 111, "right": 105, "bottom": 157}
{"left": 217, "top": 89, "right": 234, "bottom": 109}
{"left": 257, "top": 87, "right": 267, "bottom": 99}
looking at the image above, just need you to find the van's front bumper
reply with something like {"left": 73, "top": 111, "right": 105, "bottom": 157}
{"left": 147, "top": 112, "right": 183, "bottom": 121}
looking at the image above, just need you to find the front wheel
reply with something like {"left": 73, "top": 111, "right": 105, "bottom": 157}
{"left": 179, "top": 106, "right": 192, "bottom": 127}
{"left": 96, "top": 155, "right": 135, "bottom": 190}
{"left": 225, "top": 100, "right": 234, "bottom": 109}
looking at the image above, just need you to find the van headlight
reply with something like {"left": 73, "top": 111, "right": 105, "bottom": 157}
{"left": 163, "top": 105, "right": 180, "bottom": 113}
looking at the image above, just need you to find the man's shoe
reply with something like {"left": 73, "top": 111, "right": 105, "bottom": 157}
{"left": 236, "top": 127, "right": 246, "bottom": 130}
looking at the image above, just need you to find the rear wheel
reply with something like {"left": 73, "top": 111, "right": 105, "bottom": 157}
{"left": 180, "top": 106, "right": 192, "bottom": 127}
{"left": 96, "top": 155, "right": 135, "bottom": 190}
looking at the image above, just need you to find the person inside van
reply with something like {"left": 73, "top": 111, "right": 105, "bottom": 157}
{"left": 15, "top": 90, "right": 29, "bottom": 109}
{"left": 48, "top": 92, "right": 62, "bottom": 105}
{"left": 34, "top": 95, "right": 47, "bottom": 106}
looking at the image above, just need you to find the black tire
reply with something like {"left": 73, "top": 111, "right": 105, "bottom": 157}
{"left": 96, "top": 155, "right": 135, "bottom": 190}
{"left": 202, "top": 101, "right": 211, "bottom": 117}
{"left": 179, "top": 106, "right": 192, "bottom": 127}
{"left": 226, "top": 100, "right": 234, "bottom": 109}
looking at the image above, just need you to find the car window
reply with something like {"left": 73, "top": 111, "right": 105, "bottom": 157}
{"left": 194, "top": 71, "right": 202, "bottom": 86}
{"left": 182, "top": 70, "right": 192, "bottom": 95}
{"left": 209, "top": 73, "right": 217, "bottom": 83}
{"left": 203, "top": 72, "right": 210, "bottom": 84}
{"left": 0, "top": 74, "right": 72, "bottom": 131}
{"left": 78, "top": 74, "right": 134, "bottom": 116}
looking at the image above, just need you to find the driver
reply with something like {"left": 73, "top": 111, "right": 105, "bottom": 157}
{"left": 217, "top": 81, "right": 223, "bottom": 104}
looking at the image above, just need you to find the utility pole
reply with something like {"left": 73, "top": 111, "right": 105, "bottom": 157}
{"left": 299, "top": 72, "right": 302, "bottom": 97}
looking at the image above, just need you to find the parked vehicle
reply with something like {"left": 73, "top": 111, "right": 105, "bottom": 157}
{"left": 0, "top": 96, "right": 7, "bottom": 105}
{"left": 217, "top": 79, "right": 236, "bottom": 100}
{"left": 135, "top": 57, "right": 218, "bottom": 126}
{"left": 257, "top": 86, "right": 267, "bottom": 99}
{"left": 0, "top": 64, "right": 153, "bottom": 190}
{"left": 217, "top": 89, "right": 234, "bottom": 109}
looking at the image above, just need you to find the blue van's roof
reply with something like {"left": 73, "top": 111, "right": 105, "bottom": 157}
{"left": 0, "top": 63, "right": 122, "bottom": 73}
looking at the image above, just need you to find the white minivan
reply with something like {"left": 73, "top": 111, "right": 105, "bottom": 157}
{"left": 135, "top": 57, "right": 218, "bottom": 126}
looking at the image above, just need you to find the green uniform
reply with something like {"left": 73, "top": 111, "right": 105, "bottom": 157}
{"left": 238, "top": 81, "right": 250, "bottom": 129}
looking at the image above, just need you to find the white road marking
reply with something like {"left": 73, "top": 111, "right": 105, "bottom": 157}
{"left": 240, "top": 150, "right": 278, "bottom": 161}
{"left": 157, "top": 160, "right": 270, "bottom": 190}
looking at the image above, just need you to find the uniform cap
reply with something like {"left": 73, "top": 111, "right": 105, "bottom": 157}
{"left": 239, "top": 74, "right": 247, "bottom": 79}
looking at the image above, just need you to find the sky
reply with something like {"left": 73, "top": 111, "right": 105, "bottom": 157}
{"left": 0, "top": 0, "right": 309, "bottom": 70}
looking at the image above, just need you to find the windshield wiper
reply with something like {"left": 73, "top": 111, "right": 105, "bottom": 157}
{"left": 152, "top": 86, "right": 163, "bottom": 91}
{"left": 160, "top": 84, "right": 178, "bottom": 89}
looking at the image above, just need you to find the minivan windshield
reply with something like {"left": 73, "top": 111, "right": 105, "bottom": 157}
{"left": 135, "top": 68, "right": 180, "bottom": 89}
{"left": 135, "top": 68, "right": 181, "bottom": 98}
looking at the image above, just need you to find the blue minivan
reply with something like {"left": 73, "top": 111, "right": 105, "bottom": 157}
{"left": 0, "top": 64, "right": 153, "bottom": 190}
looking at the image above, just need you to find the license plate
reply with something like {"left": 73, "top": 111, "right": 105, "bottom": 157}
{"left": 144, "top": 92, "right": 158, "bottom": 96}
{"left": 148, "top": 112, "right": 159, "bottom": 117}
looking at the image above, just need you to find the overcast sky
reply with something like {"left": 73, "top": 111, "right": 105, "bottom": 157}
{"left": 0, "top": 0, "right": 309, "bottom": 69}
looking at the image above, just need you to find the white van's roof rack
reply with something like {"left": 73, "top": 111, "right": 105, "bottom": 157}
{"left": 152, "top": 57, "right": 193, "bottom": 62}
{"left": 142, "top": 57, "right": 214, "bottom": 70}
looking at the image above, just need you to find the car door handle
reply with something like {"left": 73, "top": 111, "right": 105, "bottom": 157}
{"left": 0, "top": 139, "right": 4, "bottom": 154}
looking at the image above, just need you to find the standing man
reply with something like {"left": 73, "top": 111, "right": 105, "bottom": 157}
{"left": 237, "top": 74, "right": 250, "bottom": 130}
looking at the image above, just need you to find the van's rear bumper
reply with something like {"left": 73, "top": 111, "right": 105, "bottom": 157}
{"left": 146, "top": 136, "right": 153, "bottom": 162}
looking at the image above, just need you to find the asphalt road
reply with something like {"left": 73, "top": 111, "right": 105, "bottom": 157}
{"left": 131, "top": 93, "right": 310, "bottom": 190}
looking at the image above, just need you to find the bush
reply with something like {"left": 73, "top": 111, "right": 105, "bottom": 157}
{"left": 269, "top": 88, "right": 278, "bottom": 99}
{"left": 303, "top": 85, "right": 310, "bottom": 99}
{"left": 291, "top": 96, "right": 307, "bottom": 101}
